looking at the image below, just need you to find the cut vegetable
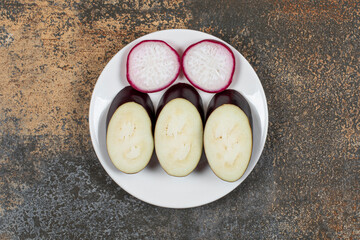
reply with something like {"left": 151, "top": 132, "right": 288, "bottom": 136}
{"left": 126, "top": 40, "right": 181, "bottom": 93}
{"left": 182, "top": 39, "right": 235, "bottom": 93}
{"left": 204, "top": 90, "right": 252, "bottom": 182}
{"left": 155, "top": 83, "right": 204, "bottom": 177}
{"left": 106, "top": 86, "right": 155, "bottom": 173}
{"left": 156, "top": 83, "right": 204, "bottom": 121}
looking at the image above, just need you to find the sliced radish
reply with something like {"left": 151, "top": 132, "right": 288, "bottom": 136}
{"left": 126, "top": 40, "right": 180, "bottom": 93}
{"left": 182, "top": 39, "right": 235, "bottom": 93}
{"left": 204, "top": 90, "right": 252, "bottom": 182}
{"left": 106, "top": 86, "right": 155, "bottom": 173}
{"left": 155, "top": 83, "right": 204, "bottom": 177}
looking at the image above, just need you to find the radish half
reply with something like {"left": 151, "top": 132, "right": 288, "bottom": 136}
{"left": 126, "top": 40, "right": 181, "bottom": 93}
{"left": 204, "top": 90, "right": 252, "bottom": 182}
{"left": 182, "top": 39, "right": 235, "bottom": 93}
{"left": 106, "top": 86, "right": 155, "bottom": 173}
{"left": 155, "top": 83, "right": 204, "bottom": 177}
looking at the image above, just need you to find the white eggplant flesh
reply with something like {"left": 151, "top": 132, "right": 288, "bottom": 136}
{"left": 107, "top": 102, "right": 154, "bottom": 173}
{"left": 204, "top": 104, "right": 252, "bottom": 182}
{"left": 155, "top": 98, "right": 203, "bottom": 177}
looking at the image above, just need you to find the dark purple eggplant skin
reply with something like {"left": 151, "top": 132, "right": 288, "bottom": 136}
{"left": 106, "top": 86, "right": 155, "bottom": 129}
{"left": 206, "top": 89, "right": 252, "bottom": 129}
{"left": 156, "top": 83, "right": 204, "bottom": 122}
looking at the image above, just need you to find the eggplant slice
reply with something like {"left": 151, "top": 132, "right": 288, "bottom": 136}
{"left": 106, "top": 86, "right": 155, "bottom": 173}
{"left": 155, "top": 83, "right": 204, "bottom": 177}
{"left": 204, "top": 90, "right": 253, "bottom": 182}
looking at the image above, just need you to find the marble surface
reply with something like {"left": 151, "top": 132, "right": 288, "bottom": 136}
{"left": 0, "top": 0, "right": 359, "bottom": 239}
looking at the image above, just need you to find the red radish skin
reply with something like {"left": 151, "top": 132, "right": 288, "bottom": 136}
{"left": 126, "top": 40, "right": 181, "bottom": 93}
{"left": 182, "top": 40, "right": 235, "bottom": 93}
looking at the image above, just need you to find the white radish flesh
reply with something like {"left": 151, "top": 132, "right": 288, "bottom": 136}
{"left": 182, "top": 40, "right": 235, "bottom": 93}
{"left": 127, "top": 40, "right": 180, "bottom": 93}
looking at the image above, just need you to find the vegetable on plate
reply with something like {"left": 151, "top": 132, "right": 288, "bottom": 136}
{"left": 106, "top": 86, "right": 155, "bottom": 173}
{"left": 204, "top": 89, "right": 252, "bottom": 182}
{"left": 155, "top": 83, "right": 204, "bottom": 177}
{"left": 127, "top": 40, "right": 180, "bottom": 93}
{"left": 182, "top": 39, "right": 235, "bottom": 93}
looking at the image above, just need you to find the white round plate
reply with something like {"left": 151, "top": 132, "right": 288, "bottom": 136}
{"left": 89, "top": 29, "right": 268, "bottom": 208}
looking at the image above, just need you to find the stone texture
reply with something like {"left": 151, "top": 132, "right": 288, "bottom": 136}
{"left": 0, "top": 0, "right": 359, "bottom": 239}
